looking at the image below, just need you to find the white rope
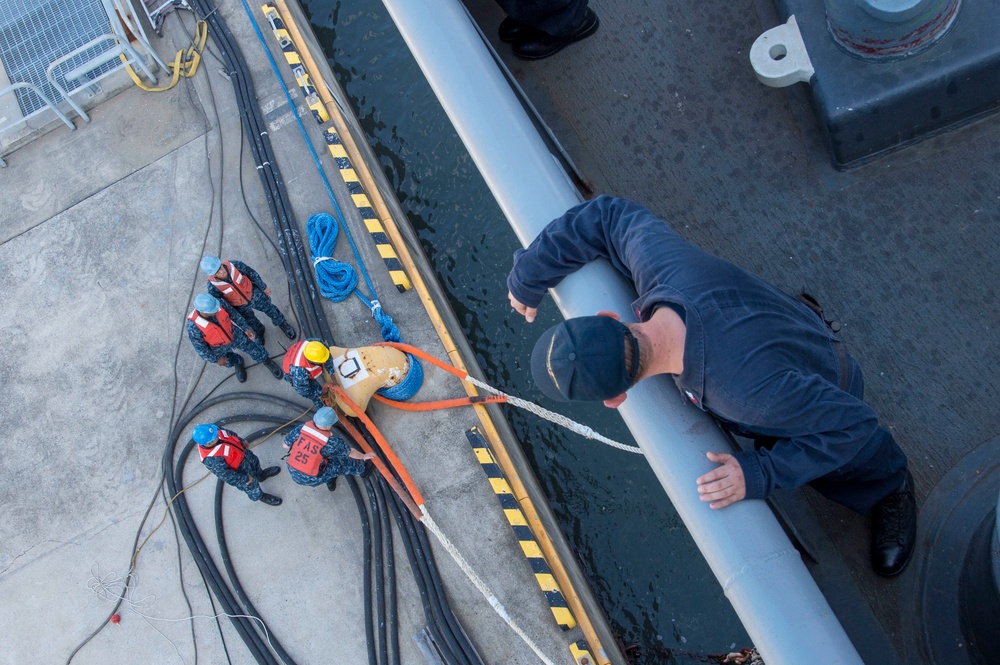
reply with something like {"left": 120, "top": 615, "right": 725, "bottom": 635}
{"left": 464, "top": 376, "right": 644, "bottom": 455}
{"left": 418, "top": 508, "right": 558, "bottom": 665}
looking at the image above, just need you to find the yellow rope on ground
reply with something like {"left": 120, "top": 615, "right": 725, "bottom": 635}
{"left": 124, "top": 20, "right": 208, "bottom": 93}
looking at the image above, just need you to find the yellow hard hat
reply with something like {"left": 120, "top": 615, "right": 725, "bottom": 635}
{"left": 303, "top": 341, "right": 330, "bottom": 364}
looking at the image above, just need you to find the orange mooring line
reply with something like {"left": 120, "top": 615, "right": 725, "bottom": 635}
{"left": 333, "top": 385, "right": 426, "bottom": 513}
{"left": 371, "top": 393, "right": 506, "bottom": 411}
{"left": 375, "top": 341, "right": 470, "bottom": 380}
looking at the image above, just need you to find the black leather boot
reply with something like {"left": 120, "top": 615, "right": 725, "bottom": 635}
{"left": 499, "top": 17, "right": 541, "bottom": 43}
{"left": 512, "top": 9, "right": 599, "bottom": 60}
{"left": 259, "top": 466, "right": 281, "bottom": 481}
{"left": 327, "top": 477, "right": 338, "bottom": 492}
{"left": 871, "top": 470, "right": 917, "bottom": 577}
{"left": 232, "top": 357, "right": 247, "bottom": 383}
{"left": 259, "top": 493, "right": 282, "bottom": 506}
{"left": 280, "top": 322, "right": 296, "bottom": 340}
{"left": 264, "top": 358, "right": 283, "bottom": 380}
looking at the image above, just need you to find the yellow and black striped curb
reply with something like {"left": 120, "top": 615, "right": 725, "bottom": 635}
{"left": 324, "top": 128, "right": 412, "bottom": 292}
{"left": 570, "top": 639, "right": 597, "bottom": 665}
{"left": 465, "top": 426, "right": 583, "bottom": 635}
{"left": 261, "top": 4, "right": 329, "bottom": 124}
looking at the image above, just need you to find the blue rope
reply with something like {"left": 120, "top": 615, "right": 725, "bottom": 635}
{"left": 242, "top": 1, "right": 424, "bottom": 400}
{"left": 307, "top": 214, "right": 423, "bottom": 399}
{"left": 240, "top": 0, "right": 376, "bottom": 297}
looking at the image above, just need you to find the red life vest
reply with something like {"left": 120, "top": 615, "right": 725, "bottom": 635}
{"left": 188, "top": 307, "right": 234, "bottom": 347}
{"left": 287, "top": 423, "right": 330, "bottom": 476}
{"left": 209, "top": 261, "right": 254, "bottom": 307}
{"left": 283, "top": 340, "right": 323, "bottom": 379}
{"left": 198, "top": 429, "right": 246, "bottom": 470}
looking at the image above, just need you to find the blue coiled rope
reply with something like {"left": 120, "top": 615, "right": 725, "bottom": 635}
{"left": 307, "top": 213, "right": 423, "bottom": 400}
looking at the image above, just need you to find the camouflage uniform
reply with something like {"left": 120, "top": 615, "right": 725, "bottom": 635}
{"left": 206, "top": 260, "right": 288, "bottom": 340}
{"left": 201, "top": 432, "right": 265, "bottom": 501}
{"left": 285, "top": 360, "right": 334, "bottom": 409}
{"left": 187, "top": 300, "right": 269, "bottom": 367}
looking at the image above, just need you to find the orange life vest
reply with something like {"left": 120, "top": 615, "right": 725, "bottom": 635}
{"left": 209, "top": 261, "right": 254, "bottom": 307}
{"left": 287, "top": 423, "right": 330, "bottom": 476}
{"left": 188, "top": 307, "right": 234, "bottom": 347}
{"left": 198, "top": 429, "right": 246, "bottom": 469}
{"left": 283, "top": 340, "right": 323, "bottom": 379}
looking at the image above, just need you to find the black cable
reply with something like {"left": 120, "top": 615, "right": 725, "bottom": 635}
{"left": 385, "top": 489, "right": 465, "bottom": 665}
{"left": 410, "top": 497, "right": 485, "bottom": 665}
{"left": 165, "top": 483, "right": 201, "bottom": 665}
{"left": 349, "top": 476, "right": 379, "bottom": 665}
{"left": 372, "top": 477, "right": 400, "bottom": 665}
{"left": 210, "top": 422, "right": 302, "bottom": 665}
{"left": 364, "top": 479, "right": 389, "bottom": 665}
{"left": 215, "top": 475, "right": 298, "bottom": 665}
{"left": 168, "top": 439, "right": 276, "bottom": 665}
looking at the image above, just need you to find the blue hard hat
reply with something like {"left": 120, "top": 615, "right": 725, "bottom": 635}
{"left": 192, "top": 424, "right": 219, "bottom": 446}
{"left": 313, "top": 407, "right": 338, "bottom": 429}
{"left": 194, "top": 293, "right": 220, "bottom": 314}
{"left": 200, "top": 256, "right": 222, "bottom": 275}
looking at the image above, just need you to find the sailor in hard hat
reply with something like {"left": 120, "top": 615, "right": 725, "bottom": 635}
{"left": 200, "top": 255, "right": 297, "bottom": 345}
{"left": 187, "top": 293, "right": 284, "bottom": 383}
{"left": 193, "top": 424, "right": 282, "bottom": 506}
{"left": 283, "top": 407, "right": 375, "bottom": 490}
{"left": 282, "top": 339, "right": 335, "bottom": 408}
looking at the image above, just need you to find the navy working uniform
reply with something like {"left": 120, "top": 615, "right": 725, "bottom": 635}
{"left": 284, "top": 421, "right": 366, "bottom": 487}
{"left": 187, "top": 300, "right": 270, "bottom": 368}
{"left": 200, "top": 428, "right": 271, "bottom": 501}
{"left": 206, "top": 260, "right": 290, "bottom": 341}
{"left": 283, "top": 340, "right": 334, "bottom": 409}
{"left": 507, "top": 195, "right": 908, "bottom": 514}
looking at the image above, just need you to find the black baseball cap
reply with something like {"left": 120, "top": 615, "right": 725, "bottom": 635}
{"left": 530, "top": 316, "right": 640, "bottom": 402}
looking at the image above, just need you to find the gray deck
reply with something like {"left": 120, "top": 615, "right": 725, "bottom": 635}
{"left": 0, "top": 4, "right": 599, "bottom": 664}
{"left": 461, "top": 0, "right": 1000, "bottom": 662}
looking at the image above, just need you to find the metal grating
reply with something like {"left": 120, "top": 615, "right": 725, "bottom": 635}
{"left": 0, "top": 0, "right": 114, "bottom": 117}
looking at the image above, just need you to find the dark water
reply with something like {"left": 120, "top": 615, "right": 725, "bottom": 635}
{"left": 304, "top": 1, "right": 751, "bottom": 660}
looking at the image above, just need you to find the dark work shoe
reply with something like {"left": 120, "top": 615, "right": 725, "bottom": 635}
{"left": 499, "top": 16, "right": 541, "bottom": 43}
{"left": 280, "top": 322, "right": 296, "bottom": 340}
{"left": 327, "top": 477, "right": 338, "bottom": 492}
{"left": 512, "top": 8, "right": 599, "bottom": 60}
{"left": 361, "top": 460, "right": 375, "bottom": 479}
{"left": 259, "top": 466, "right": 281, "bottom": 481}
{"left": 259, "top": 493, "right": 282, "bottom": 506}
{"left": 264, "top": 358, "right": 283, "bottom": 380}
{"left": 233, "top": 362, "right": 248, "bottom": 383}
{"left": 871, "top": 470, "right": 917, "bottom": 577}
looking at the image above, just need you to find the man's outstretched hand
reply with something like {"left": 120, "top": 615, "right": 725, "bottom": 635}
{"left": 696, "top": 452, "right": 746, "bottom": 509}
{"left": 508, "top": 291, "right": 537, "bottom": 323}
